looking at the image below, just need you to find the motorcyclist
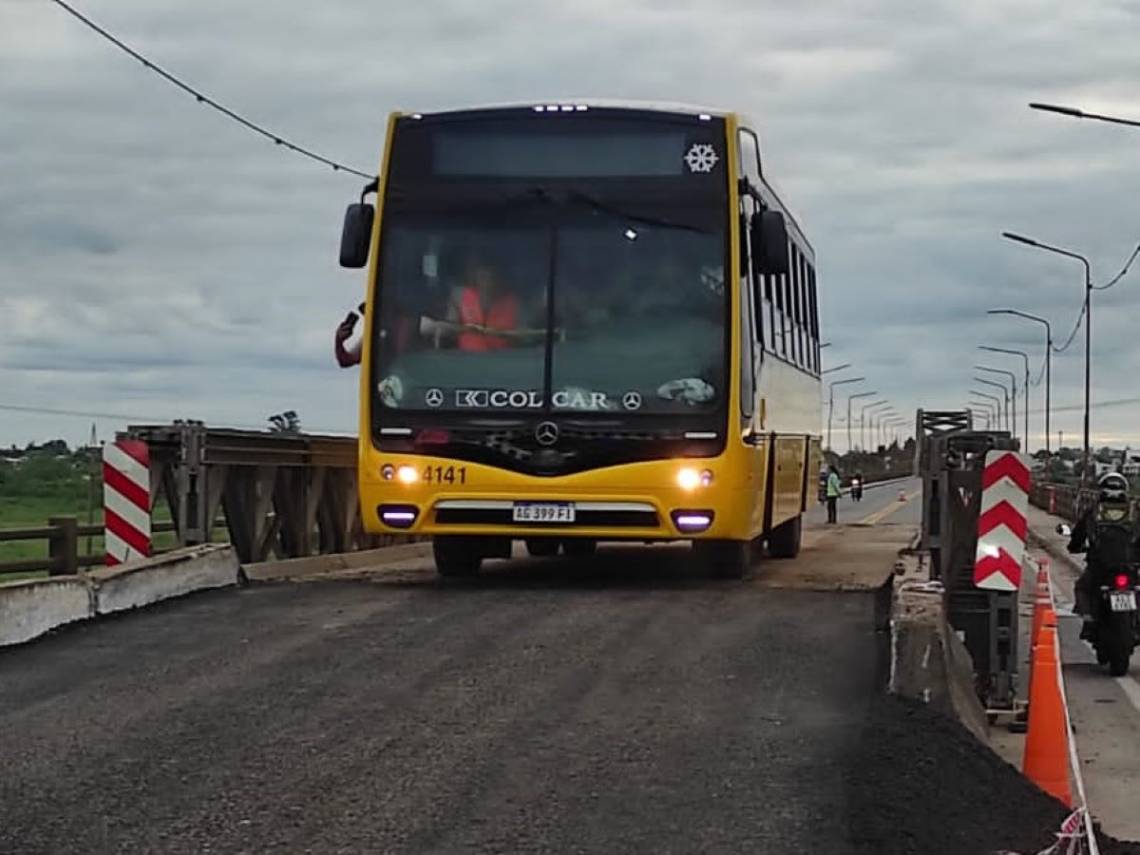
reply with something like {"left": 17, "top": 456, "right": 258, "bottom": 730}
{"left": 1068, "top": 472, "right": 1137, "bottom": 637}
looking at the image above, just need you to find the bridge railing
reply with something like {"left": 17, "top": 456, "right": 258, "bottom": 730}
{"left": 0, "top": 517, "right": 179, "bottom": 579}
{"left": 1028, "top": 481, "right": 1089, "bottom": 522}
{"left": 2, "top": 423, "right": 418, "bottom": 582}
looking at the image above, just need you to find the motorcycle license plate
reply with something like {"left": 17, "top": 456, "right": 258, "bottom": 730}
{"left": 1109, "top": 592, "right": 1137, "bottom": 612}
{"left": 513, "top": 502, "right": 575, "bottom": 523}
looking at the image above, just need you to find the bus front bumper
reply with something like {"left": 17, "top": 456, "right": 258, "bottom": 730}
{"left": 361, "top": 458, "right": 755, "bottom": 541}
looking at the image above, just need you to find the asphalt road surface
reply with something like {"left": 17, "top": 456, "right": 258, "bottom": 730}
{"left": 805, "top": 476, "right": 921, "bottom": 528}
{"left": 0, "top": 498, "right": 915, "bottom": 853}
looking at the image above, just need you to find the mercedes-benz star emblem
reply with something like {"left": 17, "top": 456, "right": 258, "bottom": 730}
{"left": 535, "top": 421, "right": 560, "bottom": 446}
{"left": 622, "top": 391, "right": 642, "bottom": 411}
{"left": 425, "top": 388, "right": 444, "bottom": 408}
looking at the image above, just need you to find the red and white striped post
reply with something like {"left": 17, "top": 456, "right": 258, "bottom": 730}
{"left": 102, "top": 439, "right": 152, "bottom": 566}
{"left": 974, "top": 450, "right": 1031, "bottom": 591}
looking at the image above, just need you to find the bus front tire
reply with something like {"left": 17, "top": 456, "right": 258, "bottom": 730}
{"left": 694, "top": 539, "right": 750, "bottom": 580}
{"left": 767, "top": 515, "right": 802, "bottom": 559}
{"left": 433, "top": 536, "right": 483, "bottom": 578}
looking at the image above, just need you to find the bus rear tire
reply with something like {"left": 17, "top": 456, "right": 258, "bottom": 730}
{"left": 562, "top": 538, "right": 597, "bottom": 558}
{"left": 694, "top": 539, "right": 750, "bottom": 580}
{"left": 525, "top": 538, "right": 561, "bottom": 558}
{"left": 433, "top": 536, "right": 483, "bottom": 578}
{"left": 767, "top": 515, "right": 802, "bottom": 559}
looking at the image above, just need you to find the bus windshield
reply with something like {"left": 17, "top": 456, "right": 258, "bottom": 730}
{"left": 371, "top": 113, "right": 728, "bottom": 418}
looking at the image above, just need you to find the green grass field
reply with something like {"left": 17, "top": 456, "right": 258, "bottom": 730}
{"left": 0, "top": 453, "right": 205, "bottom": 583}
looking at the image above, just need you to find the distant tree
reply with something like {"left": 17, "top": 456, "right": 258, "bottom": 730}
{"left": 267, "top": 411, "right": 301, "bottom": 434}
{"left": 27, "top": 439, "right": 69, "bottom": 456}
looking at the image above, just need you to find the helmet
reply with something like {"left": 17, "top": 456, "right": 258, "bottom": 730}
{"left": 1094, "top": 471, "right": 1130, "bottom": 526}
{"left": 1098, "top": 472, "right": 1130, "bottom": 509}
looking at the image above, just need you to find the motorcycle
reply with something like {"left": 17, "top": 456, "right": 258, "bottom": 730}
{"left": 850, "top": 478, "right": 864, "bottom": 502}
{"left": 1094, "top": 564, "right": 1139, "bottom": 676}
{"left": 1058, "top": 523, "right": 1139, "bottom": 676}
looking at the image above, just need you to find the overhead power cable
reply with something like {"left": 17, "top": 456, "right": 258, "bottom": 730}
{"left": 1093, "top": 241, "right": 1140, "bottom": 291}
{"left": 45, "top": 0, "right": 375, "bottom": 180}
{"left": 1052, "top": 300, "right": 1086, "bottom": 354}
{"left": 1045, "top": 239, "right": 1140, "bottom": 354}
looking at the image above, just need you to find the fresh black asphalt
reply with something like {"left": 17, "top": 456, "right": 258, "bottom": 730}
{"left": 1, "top": 558, "right": 883, "bottom": 854}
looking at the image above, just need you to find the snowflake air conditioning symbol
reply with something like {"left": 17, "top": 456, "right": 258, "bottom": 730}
{"left": 684, "top": 143, "right": 718, "bottom": 174}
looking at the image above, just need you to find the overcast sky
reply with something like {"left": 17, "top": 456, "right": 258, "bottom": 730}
{"left": 4, "top": 0, "right": 1140, "bottom": 451}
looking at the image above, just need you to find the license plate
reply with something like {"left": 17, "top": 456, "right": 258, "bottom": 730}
{"left": 1109, "top": 592, "right": 1137, "bottom": 612}
{"left": 512, "top": 502, "right": 575, "bottom": 523}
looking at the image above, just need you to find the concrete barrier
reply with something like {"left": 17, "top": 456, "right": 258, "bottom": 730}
{"left": 244, "top": 542, "right": 433, "bottom": 581}
{"left": 0, "top": 576, "right": 93, "bottom": 647}
{"left": 889, "top": 553, "right": 990, "bottom": 743}
{"left": 89, "top": 544, "right": 239, "bottom": 615}
{"left": 1, "top": 544, "right": 241, "bottom": 648}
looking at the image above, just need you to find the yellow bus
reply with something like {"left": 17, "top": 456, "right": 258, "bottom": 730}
{"left": 339, "top": 101, "right": 822, "bottom": 578}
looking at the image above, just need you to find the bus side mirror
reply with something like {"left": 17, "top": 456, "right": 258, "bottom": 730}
{"left": 339, "top": 203, "right": 374, "bottom": 268}
{"left": 750, "top": 210, "right": 790, "bottom": 276}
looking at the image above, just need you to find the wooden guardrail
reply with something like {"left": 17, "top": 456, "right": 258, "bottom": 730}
{"left": 0, "top": 517, "right": 179, "bottom": 579}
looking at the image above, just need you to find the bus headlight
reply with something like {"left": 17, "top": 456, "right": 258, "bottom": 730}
{"left": 677, "top": 468, "right": 713, "bottom": 490}
{"left": 397, "top": 465, "right": 419, "bottom": 484}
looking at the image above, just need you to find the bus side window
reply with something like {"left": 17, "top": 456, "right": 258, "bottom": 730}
{"left": 772, "top": 272, "right": 786, "bottom": 357}
{"left": 737, "top": 130, "right": 762, "bottom": 417}
{"left": 789, "top": 244, "right": 802, "bottom": 366}
{"left": 796, "top": 249, "right": 808, "bottom": 367}
{"left": 808, "top": 264, "right": 820, "bottom": 373}
{"left": 762, "top": 273, "right": 776, "bottom": 355}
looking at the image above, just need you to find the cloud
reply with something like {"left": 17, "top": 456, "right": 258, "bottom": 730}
{"left": 4, "top": 0, "right": 1140, "bottom": 450}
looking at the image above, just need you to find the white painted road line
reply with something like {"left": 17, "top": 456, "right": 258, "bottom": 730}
{"left": 1116, "top": 675, "right": 1140, "bottom": 715}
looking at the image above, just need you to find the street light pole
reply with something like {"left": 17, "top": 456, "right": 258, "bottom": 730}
{"left": 847, "top": 391, "right": 878, "bottom": 454}
{"left": 979, "top": 346, "right": 1031, "bottom": 453}
{"left": 1002, "top": 231, "right": 1092, "bottom": 480}
{"left": 1030, "top": 101, "right": 1140, "bottom": 129}
{"left": 969, "top": 404, "right": 993, "bottom": 429}
{"left": 969, "top": 399, "right": 998, "bottom": 428}
{"left": 976, "top": 366, "right": 1019, "bottom": 443}
{"left": 882, "top": 419, "right": 905, "bottom": 448}
{"left": 827, "top": 377, "right": 864, "bottom": 452}
{"left": 987, "top": 309, "right": 1052, "bottom": 453}
{"left": 974, "top": 378, "right": 1011, "bottom": 434}
{"left": 876, "top": 410, "right": 899, "bottom": 449}
{"left": 860, "top": 400, "right": 890, "bottom": 452}
{"left": 971, "top": 390, "right": 1004, "bottom": 429}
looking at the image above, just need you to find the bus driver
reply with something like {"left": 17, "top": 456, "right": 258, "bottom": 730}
{"left": 420, "top": 255, "right": 545, "bottom": 350}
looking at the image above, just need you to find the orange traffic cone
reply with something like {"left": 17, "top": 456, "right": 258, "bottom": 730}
{"left": 1022, "top": 619, "right": 1072, "bottom": 806}
{"left": 1032, "top": 600, "right": 1056, "bottom": 653}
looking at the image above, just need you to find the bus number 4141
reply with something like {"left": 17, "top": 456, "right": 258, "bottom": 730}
{"left": 422, "top": 465, "right": 467, "bottom": 485}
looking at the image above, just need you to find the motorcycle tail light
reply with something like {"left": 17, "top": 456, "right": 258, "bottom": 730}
{"left": 1114, "top": 573, "right": 1130, "bottom": 590}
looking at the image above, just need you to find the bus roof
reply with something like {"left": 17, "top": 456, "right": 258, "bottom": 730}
{"left": 402, "top": 100, "right": 732, "bottom": 119}
{"left": 393, "top": 101, "right": 813, "bottom": 254}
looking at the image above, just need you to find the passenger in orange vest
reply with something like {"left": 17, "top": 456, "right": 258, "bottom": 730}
{"left": 451, "top": 260, "right": 520, "bottom": 352}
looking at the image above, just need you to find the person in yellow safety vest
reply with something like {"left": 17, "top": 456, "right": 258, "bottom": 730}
{"left": 826, "top": 465, "right": 842, "bottom": 524}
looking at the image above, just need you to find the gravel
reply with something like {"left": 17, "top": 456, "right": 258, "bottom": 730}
{"left": 847, "top": 694, "right": 1140, "bottom": 855}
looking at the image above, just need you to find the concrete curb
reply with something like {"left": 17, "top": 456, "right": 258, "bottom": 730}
{"left": 1, "top": 544, "right": 240, "bottom": 648}
{"left": 0, "top": 576, "right": 93, "bottom": 647}
{"left": 888, "top": 552, "right": 990, "bottom": 743}
{"left": 244, "top": 542, "right": 433, "bottom": 581}
{"left": 88, "top": 544, "right": 239, "bottom": 616}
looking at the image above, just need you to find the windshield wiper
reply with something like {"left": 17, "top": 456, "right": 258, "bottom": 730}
{"left": 562, "top": 189, "right": 710, "bottom": 234}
